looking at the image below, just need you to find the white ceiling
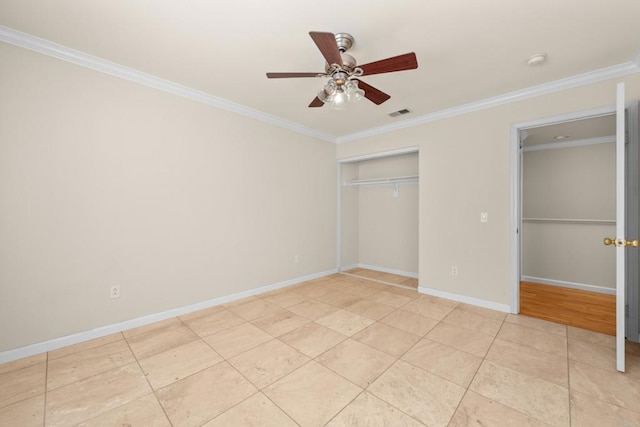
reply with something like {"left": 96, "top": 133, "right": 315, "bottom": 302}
{"left": 1, "top": 0, "right": 639, "bottom": 140}
{"left": 524, "top": 115, "right": 616, "bottom": 147}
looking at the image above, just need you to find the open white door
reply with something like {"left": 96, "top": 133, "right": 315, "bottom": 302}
{"left": 615, "top": 82, "right": 626, "bottom": 372}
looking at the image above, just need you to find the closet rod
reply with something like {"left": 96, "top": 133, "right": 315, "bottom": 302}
{"left": 345, "top": 175, "right": 418, "bottom": 187}
{"left": 523, "top": 218, "right": 615, "bottom": 225}
{"left": 345, "top": 175, "right": 418, "bottom": 198}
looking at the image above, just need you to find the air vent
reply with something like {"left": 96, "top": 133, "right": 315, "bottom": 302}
{"left": 388, "top": 108, "right": 412, "bottom": 117}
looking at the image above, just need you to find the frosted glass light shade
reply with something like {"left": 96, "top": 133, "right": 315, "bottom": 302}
{"left": 318, "top": 78, "right": 364, "bottom": 109}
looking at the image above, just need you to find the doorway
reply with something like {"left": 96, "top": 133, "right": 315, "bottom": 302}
{"left": 510, "top": 103, "right": 639, "bottom": 343}
{"left": 337, "top": 147, "right": 419, "bottom": 288}
{"left": 519, "top": 114, "right": 617, "bottom": 335}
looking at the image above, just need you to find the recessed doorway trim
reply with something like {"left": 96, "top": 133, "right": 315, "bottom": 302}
{"left": 336, "top": 146, "right": 419, "bottom": 272}
{"left": 509, "top": 106, "right": 616, "bottom": 313}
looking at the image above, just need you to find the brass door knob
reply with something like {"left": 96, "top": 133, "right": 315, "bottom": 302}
{"left": 604, "top": 238, "right": 639, "bottom": 247}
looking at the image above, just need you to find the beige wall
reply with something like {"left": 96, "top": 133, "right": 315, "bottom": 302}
{"left": 357, "top": 154, "right": 418, "bottom": 273}
{"left": 522, "top": 143, "right": 616, "bottom": 289}
{"left": 340, "top": 163, "right": 360, "bottom": 267}
{"left": 522, "top": 222, "right": 615, "bottom": 288}
{"left": 337, "top": 73, "right": 640, "bottom": 306}
{"left": 2, "top": 38, "right": 639, "bottom": 353}
{"left": 0, "top": 43, "right": 337, "bottom": 351}
{"left": 523, "top": 143, "right": 616, "bottom": 219}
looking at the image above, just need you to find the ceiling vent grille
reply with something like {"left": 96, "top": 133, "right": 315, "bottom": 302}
{"left": 388, "top": 108, "right": 411, "bottom": 117}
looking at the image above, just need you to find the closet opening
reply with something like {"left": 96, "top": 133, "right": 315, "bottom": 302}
{"left": 337, "top": 147, "right": 419, "bottom": 289}
{"left": 520, "top": 114, "right": 617, "bottom": 335}
{"left": 512, "top": 104, "right": 639, "bottom": 341}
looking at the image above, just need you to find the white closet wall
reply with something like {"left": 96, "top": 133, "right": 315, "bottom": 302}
{"left": 341, "top": 153, "right": 419, "bottom": 276}
{"left": 341, "top": 163, "right": 360, "bottom": 268}
{"left": 522, "top": 142, "right": 616, "bottom": 291}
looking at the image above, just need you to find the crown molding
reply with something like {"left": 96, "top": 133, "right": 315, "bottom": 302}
{"left": 0, "top": 25, "right": 336, "bottom": 143}
{"left": 336, "top": 61, "right": 640, "bottom": 143}
{"left": 2, "top": 25, "right": 639, "bottom": 145}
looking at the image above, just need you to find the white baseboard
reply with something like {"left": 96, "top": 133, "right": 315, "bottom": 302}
{"left": 339, "top": 264, "right": 359, "bottom": 272}
{"left": 522, "top": 276, "right": 616, "bottom": 295}
{"left": 0, "top": 268, "right": 337, "bottom": 364}
{"left": 418, "top": 286, "right": 511, "bottom": 313}
{"left": 349, "top": 263, "right": 418, "bottom": 279}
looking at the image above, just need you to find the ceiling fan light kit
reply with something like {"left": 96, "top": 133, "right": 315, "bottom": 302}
{"left": 317, "top": 75, "right": 364, "bottom": 109}
{"left": 266, "top": 31, "right": 418, "bottom": 109}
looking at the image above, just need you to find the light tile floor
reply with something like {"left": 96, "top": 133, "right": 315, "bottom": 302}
{"left": 1, "top": 273, "right": 640, "bottom": 426}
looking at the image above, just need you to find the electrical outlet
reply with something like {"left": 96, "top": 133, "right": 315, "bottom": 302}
{"left": 294, "top": 254, "right": 300, "bottom": 263}
{"left": 451, "top": 266, "right": 458, "bottom": 276}
{"left": 480, "top": 212, "right": 488, "bottom": 223}
{"left": 110, "top": 285, "right": 120, "bottom": 299}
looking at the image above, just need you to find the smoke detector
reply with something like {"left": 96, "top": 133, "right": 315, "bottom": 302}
{"left": 527, "top": 53, "right": 547, "bottom": 66}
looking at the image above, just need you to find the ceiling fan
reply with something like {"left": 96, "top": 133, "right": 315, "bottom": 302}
{"left": 266, "top": 31, "right": 418, "bottom": 109}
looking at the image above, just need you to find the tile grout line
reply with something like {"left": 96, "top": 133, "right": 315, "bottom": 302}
{"left": 257, "top": 364, "right": 305, "bottom": 427}
{"left": 171, "top": 314, "right": 273, "bottom": 397}
{"left": 264, "top": 275, "right": 424, "bottom": 425}
{"left": 446, "top": 315, "right": 507, "bottom": 426}
{"left": 468, "top": 317, "right": 574, "bottom": 426}
{"left": 197, "top": 323, "right": 303, "bottom": 426}
{"left": 196, "top": 332, "right": 263, "bottom": 425}
{"left": 0, "top": 362, "right": 50, "bottom": 418}
{"left": 234, "top": 356, "right": 315, "bottom": 426}
{"left": 455, "top": 315, "right": 572, "bottom": 426}
{"left": 324, "top": 301, "right": 452, "bottom": 425}
{"left": 449, "top": 316, "right": 564, "bottom": 424}
{"left": 361, "top": 326, "right": 444, "bottom": 426}
{"left": 499, "top": 321, "right": 571, "bottom": 359}
{"left": 121, "top": 331, "right": 175, "bottom": 427}
{"left": 322, "top": 389, "right": 368, "bottom": 426}
{"left": 278, "top": 299, "right": 368, "bottom": 424}
{"left": 43, "top": 351, "right": 48, "bottom": 426}
{"left": 43, "top": 342, "right": 141, "bottom": 394}
{"left": 414, "top": 307, "right": 498, "bottom": 425}
{"left": 313, "top": 331, "right": 426, "bottom": 426}
{"left": 56, "top": 333, "right": 161, "bottom": 426}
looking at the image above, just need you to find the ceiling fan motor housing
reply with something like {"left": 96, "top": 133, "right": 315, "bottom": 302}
{"left": 334, "top": 33, "right": 354, "bottom": 52}
{"left": 325, "top": 53, "right": 357, "bottom": 73}
{"left": 337, "top": 33, "right": 356, "bottom": 71}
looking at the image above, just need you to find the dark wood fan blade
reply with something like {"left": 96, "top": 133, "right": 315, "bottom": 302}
{"left": 266, "top": 72, "right": 325, "bottom": 78}
{"left": 309, "top": 32, "right": 343, "bottom": 67}
{"left": 359, "top": 52, "right": 418, "bottom": 76}
{"left": 353, "top": 79, "right": 391, "bottom": 105}
{"left": 309, "top": 97, "right": 324, "bottom": 108}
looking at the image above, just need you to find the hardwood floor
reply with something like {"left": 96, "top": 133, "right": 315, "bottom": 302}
{"left": 520, "top": 281, "right": 616, "bottom": 336}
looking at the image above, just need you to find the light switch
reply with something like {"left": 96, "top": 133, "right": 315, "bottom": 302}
{"left": 480, "top": 212, "right": 488, "bottom": 223}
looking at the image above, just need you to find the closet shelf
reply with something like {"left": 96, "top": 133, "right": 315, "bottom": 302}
{"left": 345, "top": 175, "right": 418, "bottom": 198}
{"left": 523, "top": 218, "right": 615, "bottom": 225}
{"left": 345, "top": 175, "right": 419, "bottom": 186}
